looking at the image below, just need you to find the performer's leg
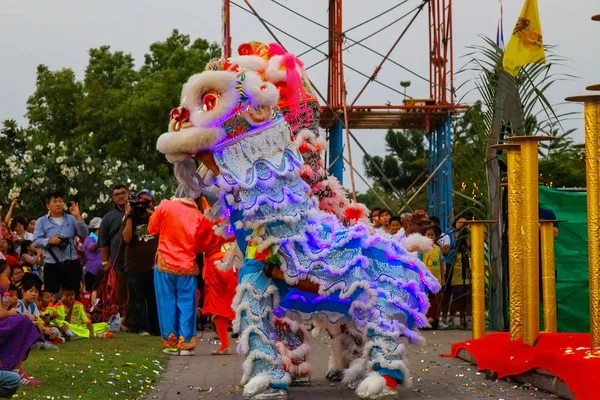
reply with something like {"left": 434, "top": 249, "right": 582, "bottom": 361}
{"left": 235, "top": 259, "right": 289, "bottom": 399}
{"left": 274, "top": 316, "right": 311, "bottom": 387}
{"left": 154, "top": 269, "right": 179, "bottom": 350}
{"left": 213, "top": 315, "right": 230, "bottom": 353}
{"left": 175, "top": 274, "right": 197, "bottom": 352}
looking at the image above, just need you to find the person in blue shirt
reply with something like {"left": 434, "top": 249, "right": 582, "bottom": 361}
{"left": 33, "top": 191, "right": 88, "bottom": 296}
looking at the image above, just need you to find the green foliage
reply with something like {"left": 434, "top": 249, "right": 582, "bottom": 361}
{"left": 539, "top": 148, "right": 586, "bottom": 189}
{"left": 362, "top": 129, "right": 428, "bottom": 194}
{"left": 1, "top": 120, "right": 175, "bottom": 218}
{"left": 1, "top": 30, "right": 220, "bottom": 217}
{"left": 361, "top": 106, "right": 489, "bottom": 217}
{"left": 355, "top": 185, "right": 426, "bottom": 215}
{"left": 452, "top": 102, "right": 488, "bottom": 216}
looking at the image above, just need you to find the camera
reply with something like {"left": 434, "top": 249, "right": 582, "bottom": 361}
{"left": 128, "top": 198, "right": 151, "bottom": 218}
{"left": 52, "top": 235, "right": 70, "bottom": 251}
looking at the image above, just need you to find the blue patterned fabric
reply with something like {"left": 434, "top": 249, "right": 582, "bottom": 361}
{"left": 214, "top": 118, "right": 439, "bottom": 389}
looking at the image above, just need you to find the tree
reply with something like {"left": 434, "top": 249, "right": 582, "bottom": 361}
{"left": 2, "top": 30, "right": 221, "bottom": 217}
{"left": 363, "top": 129, "right": 428, "bottom": 193}
{"left": 0, "top": 120, "right": 175, "bottom": 218}
{"left": 26, "top": 65, "right": 83, "bottom": 145}
{"left": 23, "top": 30, "right": 221, "bottom": 184}
{"left": 451, "top": 102, "right": 489, "bottom": 218}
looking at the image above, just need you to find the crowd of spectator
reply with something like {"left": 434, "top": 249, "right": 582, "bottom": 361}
{"left": 369, "top": 207, "right": 473, "bottom": 331}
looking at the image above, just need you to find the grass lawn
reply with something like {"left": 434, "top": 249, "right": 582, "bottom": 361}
{"left": 15, "top": 333, "right": 167, "bottom": 400}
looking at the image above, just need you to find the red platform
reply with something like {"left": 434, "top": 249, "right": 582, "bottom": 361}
{"left": 443, "top": 332, "right": 600, "bottom": 400}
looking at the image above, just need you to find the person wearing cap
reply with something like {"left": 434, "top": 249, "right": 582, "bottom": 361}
{"left": 83, "top": 217, "right": 103, "bottom": 293}
{"left": 121, "top": 190, "right": 159, "bottom": 336}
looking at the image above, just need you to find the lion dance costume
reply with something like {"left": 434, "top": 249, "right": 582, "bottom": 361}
{"left": 157, "top": 43, "right": 440, "bottom": 400}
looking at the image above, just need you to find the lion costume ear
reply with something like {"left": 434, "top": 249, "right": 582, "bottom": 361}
{"left": 235, "top": 71, "right": 280, "bottom": 107}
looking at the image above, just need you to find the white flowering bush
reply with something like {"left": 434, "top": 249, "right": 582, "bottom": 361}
{"left": 0, "top": 125, "right": 176, "bottom": 219}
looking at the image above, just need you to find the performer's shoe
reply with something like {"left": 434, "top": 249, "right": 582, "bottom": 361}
{"left": 346, "top": 380, "right": 359, "bottom": 390}
{"left": 248, "top": 388, "right": 288, "bottom": 400}
{"left": 326, "top": 370, "right": 343, "bottom": 382}
{"left": 290, "top": 375, "right": 311, "bottom": 387}
{"left": 163, "top": 347, "right": 179, "bottom": 355}
{"left": 180, "top": 350, "right": 195, "bottom": 356}
{"left": 211, "top": 348, "right": 231, "bottom": 355}
{"left": 367, "top": 387, "right": 398, "bottom": 399}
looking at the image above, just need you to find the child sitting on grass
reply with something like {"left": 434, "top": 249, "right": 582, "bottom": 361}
{"left": 48, "top": 285, "right": 112, "bottom": 340}
{"left": 16, "top": 278, "right": 63, "bottom": 348}
{"left": 0, "top": 260, "right": 42, "bottom": 387}
{"left": 6, "top": 285, "right": 19, "bottom": 311}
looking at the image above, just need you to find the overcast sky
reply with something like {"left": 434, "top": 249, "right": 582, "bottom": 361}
{"left": 1, "top": 0, "right": 597, "bottom": 193}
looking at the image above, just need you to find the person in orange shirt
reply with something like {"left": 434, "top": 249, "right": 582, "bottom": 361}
{"left": 148, "top": 197, "right": 223, "bottom": 356}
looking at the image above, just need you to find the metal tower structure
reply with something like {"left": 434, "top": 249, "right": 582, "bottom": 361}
{"left": 221, "top": 0, "right": 466, "bottom": 231}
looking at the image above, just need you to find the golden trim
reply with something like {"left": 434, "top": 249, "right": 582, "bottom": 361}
{"left": 507, "top": 146, "right": 524, "bottom": 340}
{"left": 584, "top": 102, "right": 600, "bottom": 349}
{"left": 540, "top": 221, "right": 557, "bottom": 332}
{"left": 507, "top": 136, "right": 548, "bottom": 346}
{"left": 469, "top": 222, "right": 486, "bottom": 340}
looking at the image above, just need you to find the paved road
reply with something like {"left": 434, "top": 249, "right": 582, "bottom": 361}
{"left": 146, "top": 330, "right": 557, "bottom": 400}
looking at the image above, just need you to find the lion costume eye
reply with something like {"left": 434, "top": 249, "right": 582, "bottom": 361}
{"left": 202, "top": 92, "right": 219, "bottom": 112}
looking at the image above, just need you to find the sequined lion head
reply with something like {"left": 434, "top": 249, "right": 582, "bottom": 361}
{"left": 156, "top": 69, "right": 280, "bottom": 163}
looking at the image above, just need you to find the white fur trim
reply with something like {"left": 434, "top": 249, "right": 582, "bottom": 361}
{"left": 264, "top": 55, "right": 288, "bottom": 83}
{"left": 342, "top": 358, "right": 367, "bottom": 385}
{"left": 356, "top": 372, "right": 387, "bottom": 399}
{"left": 156, "top": 126, "right": 226, "bottom": 159}
{"left": 181, "top": 71, "right": 239, "bottom": 123}
{"left": 243, "top": 373, "right": 271, "bottom": 397}
{"left": 241, "top": 71, "right": 280, "bottom": 107}
{"left": 228, "top": 55, "right": 268, "bottom": 72}
{"left": 401, "top": 233, "right": 433, "bottom": 254}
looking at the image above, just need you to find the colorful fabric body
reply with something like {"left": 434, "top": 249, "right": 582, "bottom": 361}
{"left": 49, "top": 301, "right": 108, "bottom": 338}
{"left": 154, "top": 269, "right": 198, "bottom": 350}
{"left": 0, "top": 314, "right": 40, "bottom": 371}
{"left": 156, "top": 65, "right": 440, "bottom": 398}
{"left": 210, "top": 112, "right": 438, "bottom": 392}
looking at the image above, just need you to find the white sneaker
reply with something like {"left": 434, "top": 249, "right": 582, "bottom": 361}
{"left": 163, "top": 348, "right": 179, "bottom": 356}
{"left": 179, "top": 350, "right": 195, "bottom": 356}
{"left": 139, "top": 331, "right": 150, "bottom": 336}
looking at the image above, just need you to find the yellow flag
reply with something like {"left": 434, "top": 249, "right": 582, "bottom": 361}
{"left": 502, "top": 0, "right": 545, "bottom": 76}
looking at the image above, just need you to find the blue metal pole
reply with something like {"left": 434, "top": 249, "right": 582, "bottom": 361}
{"left": 427, "top": 117, "right": 453, "bottom": 233}
{"left": 443, "top": 117, "right": 453, "bottom": 232}
{"left": 427, "top": 129, "right": 437, "bottom": 218}
{"left": 329, "top": 120, "right": 344, "bottom": 185}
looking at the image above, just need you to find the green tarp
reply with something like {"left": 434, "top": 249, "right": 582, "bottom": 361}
{"left": 539, "top": 186, "right": 589, "bottom": 333}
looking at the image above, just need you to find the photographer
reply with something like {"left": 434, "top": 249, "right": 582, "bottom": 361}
{"left": 33, "top": 191, "right": 89, "bottom": 296}
{"left": 121, "top": 190, "right": 159, "bottom": 336}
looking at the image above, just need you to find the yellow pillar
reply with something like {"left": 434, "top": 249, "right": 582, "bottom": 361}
{"left": 492, "top": 144, "right": 524, "bottom": 340}
{"left": 539, "top": 221, "right": 557, "bottom": 333}
{"left": 467, "top": 221, "right": 493, "bottom": 339}
{"left": 507, "top": 136, "right": 552, "bottom": 346}
{"left": 566, "top": 95, "right": 600, "bottom": 350}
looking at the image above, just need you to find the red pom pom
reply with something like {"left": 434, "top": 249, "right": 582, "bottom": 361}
{"left": 169, "top": 107, "right": 190, "bottom": 122}
{"left": 382, "top": 375, "right": 398, "bottom": 389}
{"left": 343, "top": 204, "right": 366, "bottom": 222}
{"left": 238, "top": 43, "right": 254, "bottom": 56}
{"left": 298, "top": 143, "right": 312, "bottom": 154}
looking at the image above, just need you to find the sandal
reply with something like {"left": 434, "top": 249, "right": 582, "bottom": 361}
{"left": 211, "top": 348, "right": 231, "bottom": 355}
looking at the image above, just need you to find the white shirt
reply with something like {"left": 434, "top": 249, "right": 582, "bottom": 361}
{"left": 16, "top": 299, "right": 40, "bottom": 318}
